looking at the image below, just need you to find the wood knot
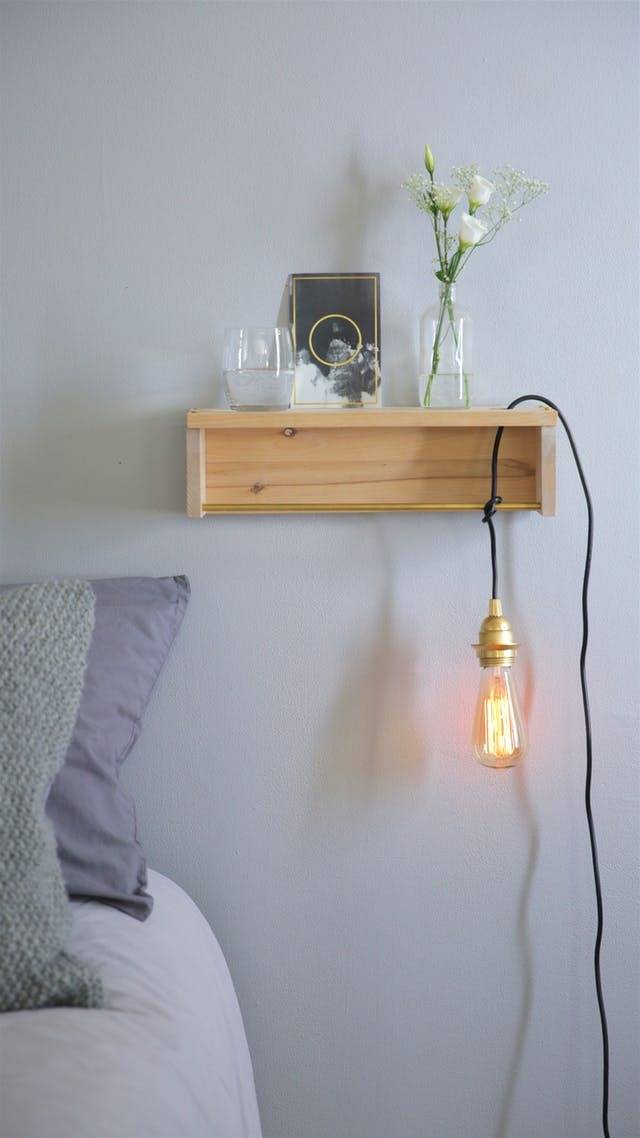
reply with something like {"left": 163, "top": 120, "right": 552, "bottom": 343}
{"left": 283, "top": 427, "right": 296, "bottom": 438}
{"left": 250, "top": 482, "right": 265, "bottom": 495}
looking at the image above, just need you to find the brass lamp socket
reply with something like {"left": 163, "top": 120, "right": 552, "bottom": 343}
{"left": 473, "top": 598, "right": 519, "bottom": 668}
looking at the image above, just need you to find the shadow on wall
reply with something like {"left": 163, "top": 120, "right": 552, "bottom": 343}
{"left": 494, "top": 767, "right": 540, "bottom": 1138}
{"left": 307, "top": 511, "right": 540, "bottom": 1138}
{"left": 276, "top": 147, "right": 416, "bottom": 401}
{"left": 323, "top": 149, "right": 396, "bottom": 271}
{"left": 324, "top": 148, "right": 418, "bottom": 403}
{"left": 310, "top": 523, "right": 429, "bottom": 809}
{"left": 313, "top": 584, "right": 428, "bottom": 805}
{"left": 2, "top": 346, "right": 216, "bottom": 525}
{"left": 276, "top": 149, "right": 396, "bottom": 308}
{"left": 484, "top": 515, "right": 540, "bottom": 1138}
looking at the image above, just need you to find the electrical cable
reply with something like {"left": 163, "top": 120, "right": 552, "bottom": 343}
{"left": 482, "top": 395, "right": 610, "bottom": 1138}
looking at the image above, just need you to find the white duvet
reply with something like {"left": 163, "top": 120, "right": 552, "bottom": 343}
{"left": 0, "top": 871, "right": 263, "bottom": 1138}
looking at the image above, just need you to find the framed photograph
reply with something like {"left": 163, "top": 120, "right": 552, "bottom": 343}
{"left": 289, "top": 273, "right": 381, "bottom": 406}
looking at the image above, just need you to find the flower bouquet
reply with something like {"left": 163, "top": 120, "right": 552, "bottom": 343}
{"left": 403, "top": 147, "right": 548, "bottom": 407}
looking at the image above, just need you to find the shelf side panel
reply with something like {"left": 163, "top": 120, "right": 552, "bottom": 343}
{"left": 186, "top": 428, "right": 206, "bottom": 517}
{"left": 537, "top": 425, "right": 557, "bottom": 516}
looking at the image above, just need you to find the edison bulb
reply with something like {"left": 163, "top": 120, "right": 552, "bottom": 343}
{"left": 472, "top": 665, "right": 526, "bottom": 768}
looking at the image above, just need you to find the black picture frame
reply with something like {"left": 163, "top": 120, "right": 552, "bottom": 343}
{"left": 289, "top": 273, "right": 381, "bottom": 406}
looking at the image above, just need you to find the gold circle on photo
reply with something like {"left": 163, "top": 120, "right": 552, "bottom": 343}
{"left": 308, "top": 313, "right": 363, "bottom": 368}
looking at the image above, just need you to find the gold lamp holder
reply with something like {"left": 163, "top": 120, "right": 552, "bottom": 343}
{"left": 473, "top": 598, "right": 519, "bottom": 668}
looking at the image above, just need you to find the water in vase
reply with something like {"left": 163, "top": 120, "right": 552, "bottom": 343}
{"left": 418, "top": 370, "right": 473, "bottom": 408}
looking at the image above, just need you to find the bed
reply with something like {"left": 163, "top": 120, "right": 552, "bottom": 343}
{"left": 0, "top": 870, "right": 263, "bottom": 1138}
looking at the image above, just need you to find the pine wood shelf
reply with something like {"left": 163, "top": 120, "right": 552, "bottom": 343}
{"left": 186, "top": 407, "right": 557, "bottom": 517}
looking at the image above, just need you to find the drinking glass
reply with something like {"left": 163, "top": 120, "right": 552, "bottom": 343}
{"left": 223, "top": 327, "right": 295, "bottom": 410}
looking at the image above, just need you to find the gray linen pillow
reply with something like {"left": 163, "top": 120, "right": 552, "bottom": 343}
{"left": 0, "top": 575, "right": 190, "bottom": 920}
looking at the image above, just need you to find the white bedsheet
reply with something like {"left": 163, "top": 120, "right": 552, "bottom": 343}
{"left": 0, "top": 870, "right": 262, "bottom": 1138}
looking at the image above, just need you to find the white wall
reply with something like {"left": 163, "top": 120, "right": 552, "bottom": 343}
{"left": 1, "top": 3, "right": 638, "bottom": 1136}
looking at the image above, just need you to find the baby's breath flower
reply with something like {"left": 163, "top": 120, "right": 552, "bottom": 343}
{"left": 482, "top": 166, "right": 549, "bottom": 232}
{"left": 494, "top": 165, "right": 549, "bottom": 204}
{"left": 452, "top": 165, "right": 479, "bottom": 192}
{"left": 402, "top": 172, "right": 436, "bottom": 215}
{"left": 402, "top": 175, "right": 462, "bottom": 218}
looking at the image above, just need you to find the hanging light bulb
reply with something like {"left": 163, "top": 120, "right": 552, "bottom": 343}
{"left": 472, "top": 599, "right": 526, "bottom": 768}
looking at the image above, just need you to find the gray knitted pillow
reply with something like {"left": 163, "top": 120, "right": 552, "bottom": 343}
{"left": 0, "top": 580, "right": 102, "bottom": 1011}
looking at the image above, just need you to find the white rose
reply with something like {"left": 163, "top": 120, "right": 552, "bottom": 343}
{"left": 468, "top": 174, "right": 494, "bottom": 210}
{"left": 458, "top": 212, "right": 488, "bottom": 248}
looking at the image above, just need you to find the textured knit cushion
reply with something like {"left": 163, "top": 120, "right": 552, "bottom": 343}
{"left": 0, "top": 575, "right": 190, "bottom": 920}
{"left": 0, "top": 580, "right": 102, "bottom": 1011}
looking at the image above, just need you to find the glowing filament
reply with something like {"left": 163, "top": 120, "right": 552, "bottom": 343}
{"left": 473, "top": 667, "right": 526, "bottom": 768}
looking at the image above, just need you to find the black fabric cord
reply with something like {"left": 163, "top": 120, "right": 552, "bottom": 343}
{"left": 481, "top": 492, "right": 502, "bottom": 599}
{"left": 483, "top": 395, "right": 610, "bottom": 1138}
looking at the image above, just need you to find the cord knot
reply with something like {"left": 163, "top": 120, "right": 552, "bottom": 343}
{"left": 482, "top": 495, "right": 503, "bottom": 523}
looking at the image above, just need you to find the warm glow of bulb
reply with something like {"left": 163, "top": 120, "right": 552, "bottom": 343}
{"left": 472, "top": 666, "right": 526, "bottom": 768}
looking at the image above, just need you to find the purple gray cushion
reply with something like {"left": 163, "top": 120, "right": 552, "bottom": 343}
{"left": 0, "top": 575, "right": 190, "bottom": 920}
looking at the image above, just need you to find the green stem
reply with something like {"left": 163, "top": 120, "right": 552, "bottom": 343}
{"left": 445, "top": 293, "right": 471, "bottom": 408}
{"left": 432, "top": 214, "right": 446, "bottom": 278}
{"left": 423, "top": 290, "right": 448, "bottom": 408}
{"left": 423, "top": 285, "right": 470, "bottom": 408}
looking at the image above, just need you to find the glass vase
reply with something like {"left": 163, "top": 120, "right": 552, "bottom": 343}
{"left": 418, "top": 283, "right": 472, "bottom": 408}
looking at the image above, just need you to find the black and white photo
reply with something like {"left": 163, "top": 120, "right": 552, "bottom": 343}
{"left": 289, "top": 273, "right": 381, "bottom": 406}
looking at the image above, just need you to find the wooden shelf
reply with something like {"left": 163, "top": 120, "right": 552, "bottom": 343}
{"left": 186, "top": 407, "right": 557, "bottom": 517}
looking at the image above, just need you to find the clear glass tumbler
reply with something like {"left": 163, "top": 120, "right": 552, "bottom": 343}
{"left": 223, "top": 327, "right": 294, "bottom": 410}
